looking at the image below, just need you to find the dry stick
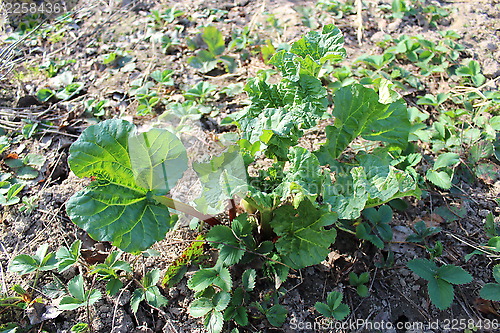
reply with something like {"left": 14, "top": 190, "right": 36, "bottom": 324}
{"left": 395, "top": 287, "right": 431, "bottom": 322}
{"left": 355, "top": 0, "right": 363, "bottom": 45}
{"left": 445, "top": 231, "right": 500, "bottom": 259}
{"left": 111, "top": 279, "right": 135, "bottom": 333}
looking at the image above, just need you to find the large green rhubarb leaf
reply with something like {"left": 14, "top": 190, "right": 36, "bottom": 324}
{"left": 275, "top": 147, "right": 327, "bottom": 205}
{"left": 289, "top": 24, "right": 346, "bottom": 64}
{"left": 67, "top": 119, "right": 187, "bottom": 253}
{"left": 324, "top": 153, "right": 420, "bottom": 219}
{"left": 193, "top": 145, "right": 248, "bottom": 213}
{"left": 270, "top": 200, "right": 337, "bottom": 269}
{"left": 316, "top": 84, "right": 410, "bottom": 165}
{"left": 237, "top": 25, "right": 343, "bottom": 160}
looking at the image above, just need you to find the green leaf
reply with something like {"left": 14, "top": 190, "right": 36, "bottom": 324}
{"left": 8, "top": 255, "right": 39, "bottom": 275}
{"left": 326, "top": 291, "right": 343, "bottom": 309}
{"left": 270, "top": 200, "right": 337, "bottom": 269}
{"left": 204, "top": 310, "right": 224, "bottom": 333}
{"left": 86, "top": 289, "right": 102, "bottom": 306}
{"left": 106, "top": 278, "right": 123, "bottom": 296}
{"left": 144, "top": 286, "right": 168, "bottom": 309}
{"left": 128, "top": 128, "right": 188, "bottom": 194}
{"left": 426, "top": 170, "right": 452, "bottom": 189}
{"left": 203, "top": 26, "right": 225, "bottom": 56}
{"left": 56, "top": 240, "right": 81, "bottom": 273}
{"left": 188, "top": 51, "right": 218, "bottom": 73}
{"left": 212, "top": 291, "right": 231, "bottom": 312}
{"left": 36, "top": 88, "right": 55, "bottom": 102}
{"left": 325, "top": 153, "right": 420, "bottom": 220}
{"left": 225, "top": 306, "right": 248, "bottom": 326}
{"left": 66, "top": 120, "right": 183, "bottom": 253}
{"left": 480, "top": 283, "right": 500, "bottom": 301}
{"left": 437, "top": 265, "right": 472, "bottom": 285}
{"left": 67, "top": 275, "right": 85, "bottom": 301}
{"left": 16, "top": 166, "right": 38, "bottom": 179}
{"left": 189, "top": 297, "right": 213, "bottom": 318}
{"left": 242, "top": 269, "right": 256, "bottom": 291}
{"left": 332, "top": 304, "right": 350, "bottom": 320}
{"left": 150, "top": 69, "right": 174, "bottom": 85}
{"left": 188, "top": 266, "right": 232, "bottom": 292}
{"left": 493, "top": 264, "right": 500, "bottom": 284}
{"left": 130, "top": 289, "right": 145, "bottom": 313}
{"left": 24, "top": 154, "right": 46, "bottom": 168}
{"left": 289, "top": 24, "right": 346, "bottom": 63}
{"left": 70, "top": 323, "right": 89, "bottom": 333}
{"left": 407, "top": 258, "right": 438, "bottom": 281}
{"left": 433, "top": 153, "right": 460, "bottom": 170}
{"left": 206, "top": 225, "right": 244, "bottom": 266}
{"left": 266, "top": 304, "right": 287, "bottom": 327}
{"left": 188, "top": 297, "right": 213, "bottom": 318}
{"left": 316, "top": 84, "right": 410, "bottom": 164}
{"left": 193, "top": 146, "right": 247, "bottom": 213}
{"left": 357, "top": 285, "right": 369, "bottom": 297}
{"left": 315, "top": 302, "right": 333, "bottom": 317}
{"left": 427, "top": 278, "right": 454, "bottom": 310}
{"left": 274, "top": 147, "right": 325, "bottom": 203}
{"left": 59, "top": 297, "right": 84, "bottom": 310}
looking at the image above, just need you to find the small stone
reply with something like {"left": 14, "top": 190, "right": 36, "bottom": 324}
{"left": 478, "top": 209, "right": 490, "bottom": 218}
{"left": 482, "top": 58, "right": 500, "bottom": 77}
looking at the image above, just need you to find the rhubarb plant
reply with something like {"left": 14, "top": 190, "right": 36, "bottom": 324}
{"left": 65, "top": 24, "right": 423, "bottom": 332}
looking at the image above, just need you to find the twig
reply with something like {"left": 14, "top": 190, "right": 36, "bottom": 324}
{"left": 445, "top": 232, "right": 500, "bottom": 259}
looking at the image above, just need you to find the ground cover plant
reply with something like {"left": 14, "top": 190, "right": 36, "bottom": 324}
{"left": 0, "top": 0, "right": 499, "bottom": 332}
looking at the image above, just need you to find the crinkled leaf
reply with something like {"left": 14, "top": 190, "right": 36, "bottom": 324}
{"left": 324, "top": 154, "right": 419, "bottom": 220}
{"left": 275, "top": 147, "right": 326, "bottom": 203}
{"left": 289, "top": 24, "right": 346, "bottom": 63}
{"left": 316, "top": 84, "right": 410, "bottom": 165}
{"left": 67, "top": 120, "right": 182, "bottom": 253}
{"left": 270, "top": 200, "right": 337, "bottom": 269}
